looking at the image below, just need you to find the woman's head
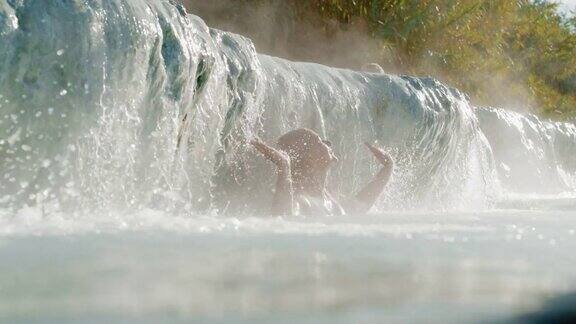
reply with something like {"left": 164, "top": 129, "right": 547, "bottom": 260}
{"left": 277, "top": 128, "right": 337, "bottom": 177}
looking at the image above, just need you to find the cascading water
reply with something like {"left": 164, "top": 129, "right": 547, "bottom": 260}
{"left": 478, "top": 107, "right": 576, "bottom": 194}
{"left": 0, "top": 0, "right": 228, "bottom": 213}
{"left": 0, "top": 0, "right": 574, "bottom": 214}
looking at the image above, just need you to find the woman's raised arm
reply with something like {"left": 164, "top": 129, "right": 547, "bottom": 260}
{"left": 250, "top": 139, "right": 295, "bottom": 216}
{"left": 349, "top": 143, "right": 393, "bottom": 213}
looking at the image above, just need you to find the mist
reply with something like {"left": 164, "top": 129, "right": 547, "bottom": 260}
{"left": 182, "top": 0, "right": 391, "bottom": 71}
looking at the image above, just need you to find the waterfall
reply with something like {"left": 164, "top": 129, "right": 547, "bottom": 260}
{"left": 1, "top": 0, "right": 574, "bottom": 213}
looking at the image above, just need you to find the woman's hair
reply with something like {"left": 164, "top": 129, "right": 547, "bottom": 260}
{"left": 277, "top": 128, "right": 323, "bottom": 162}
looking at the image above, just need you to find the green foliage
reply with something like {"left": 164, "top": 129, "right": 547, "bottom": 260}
{"left": 291, "top": 0, "right": 576, "bottom": 118}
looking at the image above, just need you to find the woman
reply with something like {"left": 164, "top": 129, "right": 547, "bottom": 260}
{"left": 250, "top": 128, "right": 393, "bottom": 215}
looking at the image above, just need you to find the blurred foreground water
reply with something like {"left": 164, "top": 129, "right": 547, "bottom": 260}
{"left": 1, "top": 197, "right": 576, "bottom": 323}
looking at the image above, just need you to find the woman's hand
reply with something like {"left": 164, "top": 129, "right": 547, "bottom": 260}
{"left": 364, "top": 142, "right": 392, "bottom": 167}
{"left": 250, "top": 139, "right": 291, "bottom": 171}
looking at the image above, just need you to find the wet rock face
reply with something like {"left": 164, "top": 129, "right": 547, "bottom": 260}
{"left": 0, "top": 3, "right": 18, "bottom": 35}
